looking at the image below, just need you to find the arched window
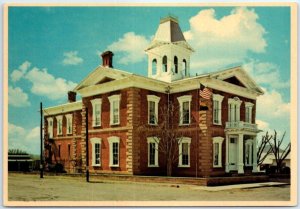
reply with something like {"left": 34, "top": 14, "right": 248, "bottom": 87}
{"left": 162, "top": 56, "right": 167, "bottom": 72}
{"left": 183, "top": 59, "right": 187, "bottom": 76}
{"left": 174, "top": 56, "right": 178, "bottom": 74}
{"left": 152, "top": 59, "right": 157, "bottom": 75}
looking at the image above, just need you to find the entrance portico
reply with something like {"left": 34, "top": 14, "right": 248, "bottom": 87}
{"left": 225, "top": 121, "right": 260, "bottom": 174}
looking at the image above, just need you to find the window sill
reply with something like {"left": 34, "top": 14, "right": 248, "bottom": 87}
{"left": 148, "top": 123, "right": 158, "bottom": 126}
{"left": 92, "top": 164, "right": 101, "bottom": 167}
{"left": 213, "top": 123, "right": 222, "bottom": 126}
{"left": 178, "top": 165, "right": 190, "bottom": 168}
{"left": 148, "top": 165, "right": 159, "bottom": 168}
{"left": 93, "top": 125, "right": 101, "bottom": 128}
{"left": 179, "top": 124, "right": 190, "bottom": 126}
{"left": 213, "top": 165, "right": 222, "bottom": 168}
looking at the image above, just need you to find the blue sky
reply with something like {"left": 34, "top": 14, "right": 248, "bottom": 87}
{"left": 7, "top": 6, "right": 291, "bottom": 154}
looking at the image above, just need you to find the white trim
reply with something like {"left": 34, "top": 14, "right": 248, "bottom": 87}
{"left": 108, "top": 136, "right": 120, "bottom": 167}
{"left": 177, "top": 95, "right": 192, "bottom": 125}
{"left": 147, "top": 95, "right": 160, "bottom": 125}
{"left": 245, "top": 139, "right": 253, "bottom": 166}
{"left": 178, "top": 137, "right": 191, "bottom": 167}
{"left": 228, "top": 97, "right": 242, "bottom": 122}
{"left": 66, "top": 114, "right": 73, "bottom": 134}
{"left": 47, "top": 117, "right": 53, "bottom": 138}
{"left": 55, "top": 115, "right": 63, "bottom": 136}
{"left": 213, "top": 137, "right": 224, "bottom": 168}
{"left": 147, "top": 137, "right": 160, "bottom": 167}
{"left": 212, "top": 94, "right": 224, "bottom": 125}
{"left": 91, "top": 138, "right": 102, "bottom": 166}
{"left": 43, "top": 100, "right": 82, "bottom": 116}
{"left": 245, "top": 102, "right": 254, "bottom": 123}
{"left": 91, "top": 98, "right": 102, "bottom": 127}
{"left": 108, "top": 95, "right": 121, "bottom": 125}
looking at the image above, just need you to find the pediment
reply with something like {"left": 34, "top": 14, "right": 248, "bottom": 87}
{"left": 96, "top": 77, "right": 115, "bottom": 85}
{"left": 223, "top": 76, "right": 246, "bottom": 88}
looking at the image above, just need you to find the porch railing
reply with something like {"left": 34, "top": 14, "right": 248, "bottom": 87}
{"left": 225, "top": 121, "right": 258, "bottom": 132}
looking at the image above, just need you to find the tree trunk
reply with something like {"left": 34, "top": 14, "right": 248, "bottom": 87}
{"left": 166, "top": 158, "right": 172, "bottom": 176}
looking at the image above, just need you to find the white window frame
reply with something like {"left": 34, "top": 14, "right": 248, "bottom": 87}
{"left": 213, "top": 94, "right": 224, "bottom": 125}
{"left": 177, "top": 95, "right": 192, "bottom": 125}
{"left": 108, "top": 136, "right": 120, "bottom": 167}
{"left": 245, "top": 139, "right": 253, "bottom": 166}
{"left": 91, "top": 138, "right": 102, "bottom": 166}
{"left": 91, "top": 98, "right": 102, "bottom": 127}
{"left": 147, "top": 95, "right": 160, "bottom": 125}
{"left": 228, "top": 97, "right": 242, "bottom": 122}
{"left": 56, "top": 115, "right": 63, "bottom": 136}
{"left": 108, "top": 95, "right": 121, "bottom": 125}
{"left": 66, "top": 114, "right": 73, "bottom": 135}
{"left": 213, "top": 137, "right": 224, "bottom": 168}
{"left": 147, "top": 137, "right": 160, "bottom": 167}
{"left": 178, "top": 137, "right": 191, "bottom": 167}
{"left": 47, "top": 117, "right": 53, "bottom": 138}
{"left": 245, "top": 102, "right": 254, "bottom": 124}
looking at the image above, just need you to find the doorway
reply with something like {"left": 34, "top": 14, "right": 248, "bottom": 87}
{"left": 229, "top": 137, "right": 238, "bottom": 171}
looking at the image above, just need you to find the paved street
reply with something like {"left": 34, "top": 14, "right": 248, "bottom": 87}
{"left": 7, "top": 173, "right": 290, "bottom": 202}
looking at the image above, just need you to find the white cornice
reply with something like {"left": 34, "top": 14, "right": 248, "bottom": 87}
{"left": 43, "top": 101, "right": 82, "bottom": 116}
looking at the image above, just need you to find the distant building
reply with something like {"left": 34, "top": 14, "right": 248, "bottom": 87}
{"left": 8, "top": 153, "right": 33, "bottom": 172}
{"left": 43, "top": 16, "right": 264, "bottom": 177}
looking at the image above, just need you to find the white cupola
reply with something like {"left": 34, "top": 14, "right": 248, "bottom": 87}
{"left": 145, "top": 16, "right": 194, "bottom": 82}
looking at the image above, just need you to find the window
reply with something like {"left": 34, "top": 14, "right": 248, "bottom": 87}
{"left": 174, "top": 56, "right": 178, "bottom": 74}
{"left": 152, "top": 59, "right": 157, "bottom": 75}
{"left": 213, "top": 94, "right": 224, "bottom": 125}
{"left": 162, "top": 56, "right": 167, "bottom": 72}
{"left": 178, "top": 137, "right": 191, "bottom": 167}
{"left": 147, "top": 95, "right": 160, "bottom": 125}
{"left": 228, "top": 97, "right": 242, "bottom": 122}
{"left": 91, "top": 98, "right": 102, "bottom": 127}
{"left": 213, "top": 137, "right": 224, "bottom": 167}
{"left": 47, "top": 117, "right": 53, "bottom": 138}
{"left": 245, "top": 140, "right": 253, "bottom": 166}
{"left": 66, "top": 114, "right": 73, "bottom": 134}
{"left": 91, "top": 138, "right": 102, "bottom": 166}
{"left": 147, "top": 137, "right": 159, "bottom": 167}
{"left": 108, "top": 136, "right": 120, "bottom": 167}
{"left": 245, "top": 102, "right": 254, "bottom": 123}
{"left": 68, "top": 144, "right": 71, "bottom": 159}
{"left": 108, "top": 95, "right": 121, "bottom": 125}
{"left": 183, "top": 59, "right": 187, "bottom": 76}
{"left": 177, "top": 95, "right": 192, "bottom": 125}
{"left": 56, "top": 115, "right": 63, "bottom": 135}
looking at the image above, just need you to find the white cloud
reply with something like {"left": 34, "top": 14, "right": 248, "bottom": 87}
{"left": 107, "top": 32, "right": 150, "bottom": 65}
{"left": 8, "top": 123, "right": 40, "bottom": 154}
{"left": 256, "top": 119, "right": 270, "bottom": 131}
{"left": 8, "top": 86, "right": 30, "bottom": 107}
{"left": 184, "top": 7, "right": 267, "bottom": 73}
{"left": 62, "top": 51, "right": 83, "bottom": 65}
{"left": 25, "top": 67, "right": 77, "bottom": 100}
{"left": 10, "top": 61, "right": 31, "bottom": 82}
{"left": 243, "top": 61, "right": 290, "bottom": 89}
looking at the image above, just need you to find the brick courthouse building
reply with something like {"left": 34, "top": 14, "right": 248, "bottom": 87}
{"left": 43, "top": 16, "right": 264, "bottom": 177}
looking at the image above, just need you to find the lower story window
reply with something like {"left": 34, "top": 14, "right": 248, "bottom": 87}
{"left": 112, "top": 142, "right": 119, "bottom": 165}
{"left": 178, "top": 137, "right": 191, "bottom": 167}
{"left": 212, "top": 137, "right": 224, "bottom": 167}
{"left": 91, "top": 138, "right": 102, "bottom": 166}
{"left": 245, "top": 140, "right": 253, "bottom": 166}
{"left": 147, "top": 137, "right": 159, "bottom": 167}
{"left": 108, "top": 136, "right": 120, "bottom": 167}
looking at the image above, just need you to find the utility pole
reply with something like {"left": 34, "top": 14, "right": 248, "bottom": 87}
{"left": 40, "top": 102, "right": 44, "bottom": 178}
{"left": 85, "top": 107, "right": 89, "bottom": 182}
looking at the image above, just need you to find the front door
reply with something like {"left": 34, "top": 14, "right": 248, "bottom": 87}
{"left": 229, "top": 137, "right": 238, "bottom": 170}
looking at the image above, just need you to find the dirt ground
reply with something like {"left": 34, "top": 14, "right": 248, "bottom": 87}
{"left": 7, "top": 173, "right": 290, "bottom": 202}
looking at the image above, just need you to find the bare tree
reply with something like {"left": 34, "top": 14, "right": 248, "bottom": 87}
{"left": 257, "top": 131, "right": 273, "bottom": 166}
{"left": 268, "top": 130, "right": 291, "bottom": 173}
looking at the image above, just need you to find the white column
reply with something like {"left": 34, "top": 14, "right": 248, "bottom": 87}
{"left": 238, "top": 133, "right": 244, "bottom": 174}
{"left": 225, "top": 134, "right": 229, "bottom": 173}
{"left": 252, "top": 136, "right": 258, "bottom": 172}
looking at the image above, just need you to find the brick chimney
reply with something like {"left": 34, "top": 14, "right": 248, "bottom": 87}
{"left": 101, "top": 51, "right": 114, "bottom": 68}
{"left": 68, "top": 91, "right": 76, "bottom": 103}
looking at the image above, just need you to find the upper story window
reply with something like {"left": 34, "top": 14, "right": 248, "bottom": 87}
{"left": 228, "top": 97, "right": 242, "bottom": 122}
{"left": 213, "top": 94, "right": 224, "bottom": 125}
{"left": 183, "top": 59, "right": 187, "bottom": 76}
{"left": 91, "top": 98, "right": 102, "bottom": 127}
{"left": 66, "top": 114, "right": 73, "bottom": 134}
{"left": 152, "top": 59, "right": 157, "bottom": 75}
{"left": 245, "top": 102, "right": 254, "bottom": 123}
{"left": 147, "top": 137, "right": 159, "bottom": 167}
{"left": 174, "top": 56, "right": 178, "bottom": 74}
{"left": 162, "top": 56, "right": 167, "bottom": 72}
{"left": 56, "top": 115, "right": 63, "bottom": 135}
{"left": 177, "top": 95, "right": 192, "bottom": 125}
{"left": 91, "top": 138, "right": 102, "bottom": 166}
{"left": 108, "top": 95, "right": 121, "bottom": 125}
{"left": 213, "top": 137, "right": 224, "bottom": 167}
{"left": 178, "top": 137, "right": 191, "bottom": 167}
{"left": 47, "top": 117, "right": 53, "bottom": 138}
{"left": 108, "top": 136, "right": 120, "bottom": 167}
{"left": 147, "top": 95, "right": 160, "bottom": 125}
